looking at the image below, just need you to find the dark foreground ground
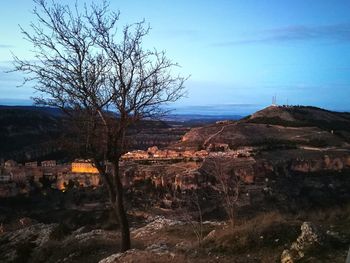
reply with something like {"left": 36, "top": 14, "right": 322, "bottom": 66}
{"left": 0, "top": 188, "right": 349, "bottom": 263}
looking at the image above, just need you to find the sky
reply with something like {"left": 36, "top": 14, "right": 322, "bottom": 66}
{"left": 1, "top": 0, "right": 350, "bottom": 115}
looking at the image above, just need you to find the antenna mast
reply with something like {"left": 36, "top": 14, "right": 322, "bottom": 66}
{"left": 272, "top": 94, "right": 277, "bottom": 106}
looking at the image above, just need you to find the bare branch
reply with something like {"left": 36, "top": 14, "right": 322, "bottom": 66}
{"left": 12, "top": 0, "right": 188, "bottom": 252}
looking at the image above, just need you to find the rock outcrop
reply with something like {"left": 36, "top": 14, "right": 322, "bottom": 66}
{"left": 99, "top": 249, "right": 183, "bottom": 263}
{"left": 131, "top": 216, "right": 184, "bottom": 238}
{"left": 0, "top": 223, "right": 57, "bottom": 262}
{"left": 281, "top": 222, "right": 323, "bottom": 263}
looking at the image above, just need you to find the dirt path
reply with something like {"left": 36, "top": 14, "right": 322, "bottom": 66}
{"left": 202, "top": 123, "right": 236, "bottom": 148}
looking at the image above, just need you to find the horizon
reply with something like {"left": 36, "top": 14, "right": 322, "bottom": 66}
{"left": 1, "top": 1, "right": 350, "bottom": 113}
{"left": 1, "top": 101, "right": 349, "bottom": 118}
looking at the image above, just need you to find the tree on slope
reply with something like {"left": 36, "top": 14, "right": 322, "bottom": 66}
{"left": 13, "top": 0, "right": 186, "bottom": 251}
{"left": 200, "top": 157, "right": 241, "bottom": 229}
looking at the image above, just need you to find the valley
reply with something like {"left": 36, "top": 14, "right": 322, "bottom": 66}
{"left": 0, "top": 105, "right": 350, "bottom": 262}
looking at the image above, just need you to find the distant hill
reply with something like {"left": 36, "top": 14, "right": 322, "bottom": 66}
{"left": 176, "top": 105, "right": 350, "bottom": 150}
{"left": 164, "top": 114, "right": 242, "bottom": 125}
{"left": 0, "top": 105, "right": 63, "bottom": 116}
{"left": 247, "top": 105, "right": 350, "bottom": 131}
{"left": 3, "top": 105, "right": 348, "bottom": 161}
{"left": 0, "top": 106, "right": 198, "bottom": 161}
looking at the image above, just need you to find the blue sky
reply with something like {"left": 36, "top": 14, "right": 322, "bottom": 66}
{"left": 1, "top": 0, "right": 350, "bottom": 114}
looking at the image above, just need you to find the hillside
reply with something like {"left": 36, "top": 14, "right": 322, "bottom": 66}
{"left": 0, "top": 107, "right": 63, "bottom": 161}
{"left": 173, "top": 105, "right": 350, "bottom": 217}
{"left": 0, "top": 106, "right": 188, "bottom": 161}
{"left": 176, "top": 105, "right": 350, "bottom": 150}
{"left": 248, "top": 105, "right": 350, "bottom": 131}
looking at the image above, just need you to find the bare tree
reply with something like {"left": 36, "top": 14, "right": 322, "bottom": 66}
{"left": 12, "top": 0, "right": 186, "bottom": 252}
{"left": 181, "top": 190, "right": 204, "bottom": 247}
{"left": 200, "top": 157, "right": 241, "bottom": 229}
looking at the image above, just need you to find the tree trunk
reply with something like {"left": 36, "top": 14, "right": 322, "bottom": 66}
{"left": 111, "top": 161, "right": 131, "bottom": 252}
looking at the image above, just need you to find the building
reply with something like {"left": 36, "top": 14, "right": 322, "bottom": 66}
{"left": 71, "top": 160, "right": 99, "bottom": 174}
{"left": 41, "top": 160, "right": 56, "bottom": 167}
{"left": 25, "top": 161, "right": 38, "bottom": 167}
{"left": 122, "top": 150, "right": 149, "bottom": 160}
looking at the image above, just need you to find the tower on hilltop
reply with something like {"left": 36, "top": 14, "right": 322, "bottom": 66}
{"left": 272, "top": 95, "right": 277, "bottom": 106}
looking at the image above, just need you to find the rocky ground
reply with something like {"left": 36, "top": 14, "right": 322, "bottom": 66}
{"left": 1, "top": 205, "right": 349, "bottom": 263}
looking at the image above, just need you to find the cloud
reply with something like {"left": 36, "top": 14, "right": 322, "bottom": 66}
{"left": 212, "top": 23, "right": 350, "bottom": 46}
{"left": 0, "top": 44, "right": 14, "bottom": 48}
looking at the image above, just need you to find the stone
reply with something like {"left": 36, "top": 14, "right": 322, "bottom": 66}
{"left": 203, "top": 230, "right": 216, "bottom": 241}
{"left": 99, "top": 249, "right": 138, "bottom": 263}
{"left": 131, "top": 216, "right": 183, "bottom": 238}
{"left": 146, "top": 242, "right": 169, "bottom": 254}
{"left": 72, "top": 229, "right": 118, "bottom": 244}
{"left": 281, "top": 249, "right": 294, "bottom": 263}
{"left": 175, "top": 241, "right": 191, "bottom": 250}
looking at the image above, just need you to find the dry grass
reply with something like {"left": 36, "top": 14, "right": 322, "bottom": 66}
{"left": 297, "top": 203, "right": 350, "bottom": 223}
{"left": 202, "top": 211, "right": 299, "bottom": 261}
